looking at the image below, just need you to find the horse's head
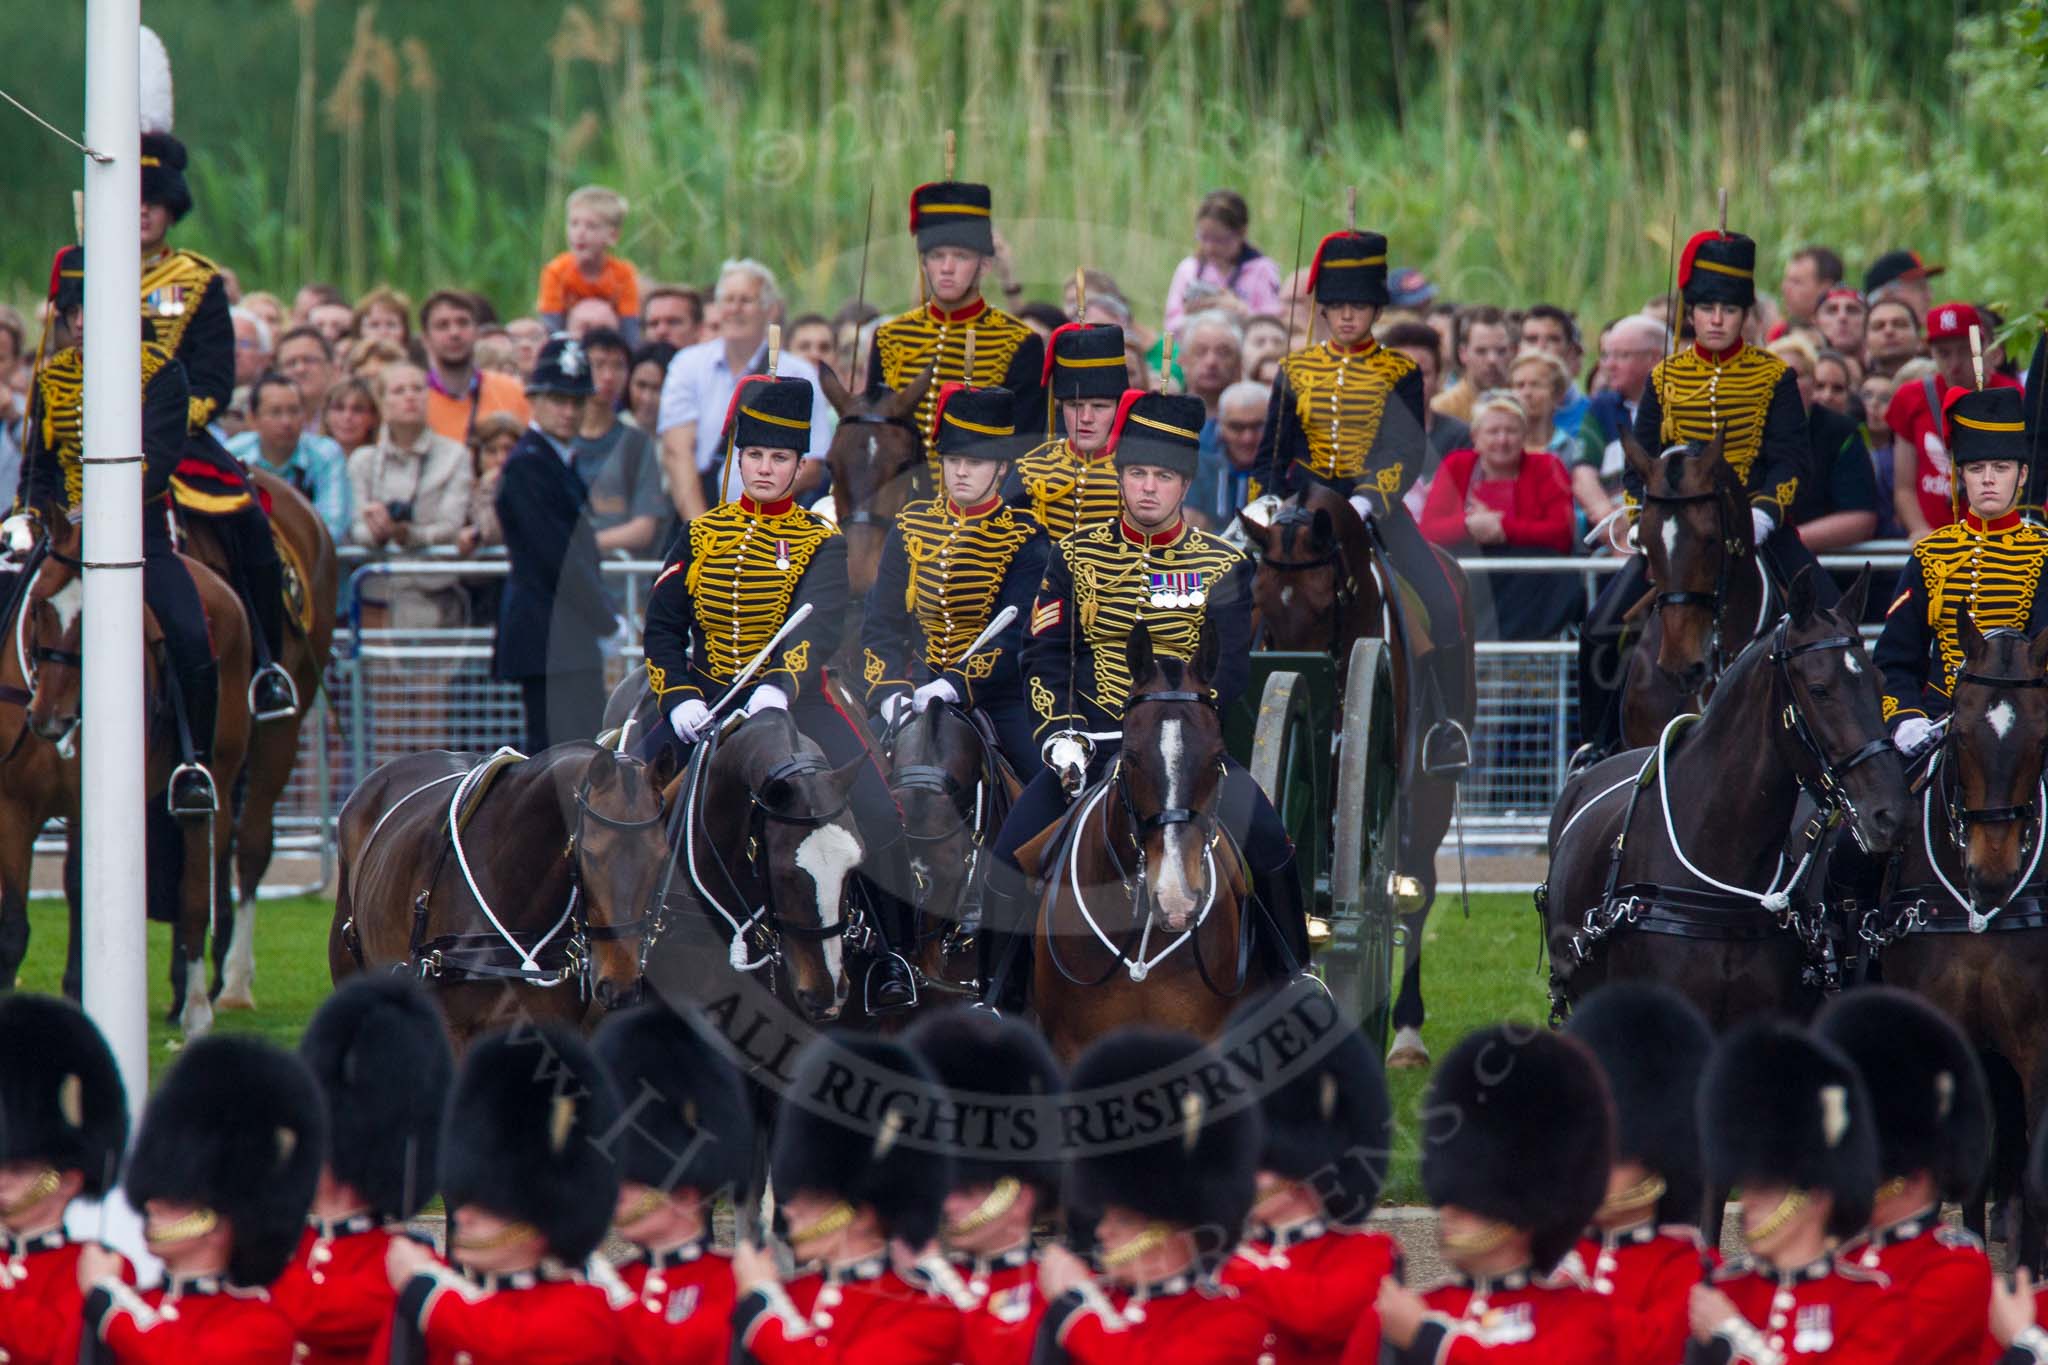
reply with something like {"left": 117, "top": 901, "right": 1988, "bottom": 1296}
{"left": 822, "top": 363, "right": 933, "bottom": 596}
{"left": 888, "top": 703, "right": 986, "bottom": 955}
{"left": 1250, "top": 493, "right": 1354, "bottom": 651}
{"left": 1773, "top": 566, "right": 1907, "bottom": 854}
{"left": 570, "top": 745, "right": 678, "bottom": 1011}
{"left": 729, "top": 711, "right": 866, "bottom": 1021}
{"left": 1625, "top": 428, "right": 1745, "bottom": 693}
{"left": 1944, "top": 611, "right": 2048, "bottom": 907}
{"left": 1120, "top": 622, "right": 1228, "bottom": 933}
{"left": 23, "top": 577, "right": 83, "bottom": 752}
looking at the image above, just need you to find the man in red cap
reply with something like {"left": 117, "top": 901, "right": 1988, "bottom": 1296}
{"left": 1885, "top": 300, "right": 2022, "bottom": 540}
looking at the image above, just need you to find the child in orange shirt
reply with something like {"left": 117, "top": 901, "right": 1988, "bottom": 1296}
{"left": 537, "top": 185, "right": 641, "bottom": 344}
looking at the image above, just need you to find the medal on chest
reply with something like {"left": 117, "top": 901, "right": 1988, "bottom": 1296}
{"left": 1791, "top": 1303, "right": 1833, "bottom": 1354}
{"left": 146, "top": 284, "right": 187, "bottom": 317}
{"left": 774, "top": 538, "right": 791, "bottom": 573}
{"left": 1148, "top": 570, "right": 1206, "bottom": 610}
{"left": 1474, "top": 1302, "right": 1535, "bottom": 1345}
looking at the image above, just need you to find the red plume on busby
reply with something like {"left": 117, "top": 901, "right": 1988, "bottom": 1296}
{"left": 1677, "top": 230, "right": 1757, "bottom": 309}
{"left": 1304, "top": 230, "right": 1390, "bottom": 307}
{"left": 930, "top": 383, "right": 1021, "bottom": 460}
{"left": 1042, "top": 322, "right": 1129, "bottom": 399}
{"left": 1108, "top": 391, "right": 1205, "bottom": 479}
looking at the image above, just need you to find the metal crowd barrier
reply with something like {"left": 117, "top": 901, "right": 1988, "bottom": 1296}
{"left": 31, "top": 543, "right": 1921, "bottom": 900}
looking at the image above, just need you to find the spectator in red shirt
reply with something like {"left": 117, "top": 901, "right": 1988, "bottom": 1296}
{"left": 1420, "top": 391, "right": 1574, "bottom": 555}
{"left": 1887, "top": 300, "right": 2020, "bottom": 541}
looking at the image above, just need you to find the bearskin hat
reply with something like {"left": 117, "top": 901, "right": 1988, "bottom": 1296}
{"left": 0, "top": 995, "right": 128, "bottom": 1196}
{"left": 1225, "top": 979, "right": 1391, "bottom": 1228}
{"left": 592, "top": 1002, "right": 754, "bottom": 1198}
{"left": 723, "top": 374, "right": 813, "bottom": 454}
{"left": 1700, "top": 1020, "right": 1879, "bottom": 1240}
{"left": 1678, "top": 230, "right": 1757, "bottom": 309}
{"left": 298, "top": 977, "right": 452, "bottom": 1220}
{"left": 124, "top": 1035, "right": 325, "bottom": 1286}
{"left": 930, "top": 383, "right": 1024, "bottom": 463}
{"left": 1815, "top": 988, "right": 1989, "bottom": 1202}
{"left": 140, "top": 131, "right": 192, "bottom": 222}
{"left": 1064, "top": 1028, "right": 1263, "bottom": 1264}
{"left": 1565, "top": 982, "right": 1713, "bottom": 1226}
{"left": 772, "top": 1032, "right": 952, "bottom": 1247}
{"left": 440, "top": 1023, "right": 622, "bottom": 1264}
{"left": 1306, "top": 231, "right": 1391, "bottom": 307}
{"left": 910, "top": 181, "right": 995, "bottom": 256}
{"left": 1420, "top": 1025, "right": 1613, "bottom": 1273}
{"left": 1109, "top": 391, "right": 1205, "bottom": 479}
{"left": 905, "top": 1007, "right": 1065, "bottom": 1209}
{"left": 1043, "top": 323, "right": 1129, "bottom": 402}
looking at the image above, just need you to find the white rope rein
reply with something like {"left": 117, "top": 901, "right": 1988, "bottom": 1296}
{"left": 1064, "top": 780, "right": 1219, "bottom": 982}
{"left": 1651, "top": 713, "right": 1800, "bottom": 911}
{"left": 445, "top": 748, "right": 574, "bottom": 976}
{"left": 1921, "top": 746, "right": 2048, "bottom": 932}
{"left": 678, "top": 739, "right": 771, "bottom": 972}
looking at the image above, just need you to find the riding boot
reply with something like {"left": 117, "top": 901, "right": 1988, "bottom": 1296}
{"left": 857, "top": 840, "right": 919, "bottom": 1013}
{"left": 169, "top": 659, "right": 220, "bottom": 817}
{"left": 976, "top": 862, "right": 1034, "bottom": 1015}
{"left": 1251, "top": 851, "right": 1311, "bottom": 979}
{"left": 1419, "top": 647, "right": 1473, "bottom": 778}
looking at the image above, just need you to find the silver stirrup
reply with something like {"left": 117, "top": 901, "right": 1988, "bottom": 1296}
{"left": 167, "top": 762, "right": 219, "bottom": 817}
{"left": 248, "top": 665, "right": 301, "bottom": 722}
{"left": 1421, "top": 718, "right": 1472, "bottom": 778}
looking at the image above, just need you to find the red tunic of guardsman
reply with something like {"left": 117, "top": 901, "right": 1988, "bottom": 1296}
{"left": 1564, "top": 983, "right": 1720, "bottom": 1363}
{"left": 731, "top": 1034, "right": 963, "bottom": 1364}
{"left": 1367, "top": 1026, "right": 1616, "bottom": 1364}
{"left": 269, "top": 977, "right": 455, "bottom": 1365}
{"left": 904, "top": 1009, "right": 1066, "bottom": 1365}
{"left": 1684, "top": 1021, "right": 1907, "bottom": 1365}
{"left": 591, "top": 1002, "right": 753, "bottom": 1365}
{"left": 1036, "top": 1030, "right": 1270, "bottom": 1365}
{"left": 1004, "top": 322, "right": 1130, "bottom": 538}
{"left": 1223, "top": 978, "right": 1403, "bottom": 1365}
{"left": 380, "top": 1024, "right": 622, "bottom": 1365}
{"left": 81, "top": 1035, "right": 324, "bottom": 1365}
{"left": 868, "top": 181, "right": 1044, "bottom": 478}
{"left": 0, "top": 997, "right": 133, "bottom": 1365}
{"left": 1819, "top": 989, "right": 1994, "bottom": 1365}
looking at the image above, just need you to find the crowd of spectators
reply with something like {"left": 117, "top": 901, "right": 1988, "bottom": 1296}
{"left": 0, "top": 185, "right": 2023, "bottom": 649}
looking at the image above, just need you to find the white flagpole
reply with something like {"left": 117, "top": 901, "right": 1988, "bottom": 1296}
{"left": 81, "top": 0, "right": 148, "bottom": 1105}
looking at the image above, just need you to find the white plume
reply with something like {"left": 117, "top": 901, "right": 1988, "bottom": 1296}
{"left": 139, "top": 26, "right": 174, "bottom": 134}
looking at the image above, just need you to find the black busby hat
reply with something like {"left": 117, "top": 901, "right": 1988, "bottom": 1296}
{"left": 1420, "top": 1026, "right": 1613, "bottom": 1273}
{"left": 592, "top": 1002, "right": 753, "bottom": 1198}
{"left": 124, "top": 1035, "right": 325, "bottom": 1286}
{"left": 46, "top": 245, "right": 85, "bottom": 314}
{"left": 1700, "top": 1020, "right": 1879, "bottom": 1240}
{"left": 1564, "top": 983, "right": 1712, "bottom": 1226}
{"left": 1043, "top": 323, "right": 1129, "bottom": 402}
{"left": 140, "top": 132, "right": 193, "bottom": 222}
{"left": 526, "top": 333, "right": 596, "bottom": 398}
{"left": 1678, "top": 230, "right": 1757, "bottom": 309}
{"left": 298, "top": 976, "right": 453, "bottom": 1221}
{"left": 905, "top": 1008, "right": 1065, "bottom": 1209}
{"left": 1306, "top": 231, "right": 1391, "bottom": 307}
{"left": 441, "top": 1023, "right": 622, "bottom": 1264}
{"left": 1109, "top": 391, "right": 1205, "bottom": 480}
{"left": 1815, "top": 988, "right": 1988, "bottom": 1202}
{"left": 0, "top": 995, "right": 128, "bottom": 1196}
{"left": 1228, "top": 979, "right": 1392, "bottom": 1228}
{"left": 1065, "top": 1028, "right": 1263, "bottom": 1264}
{"left": 1945, "top": 386, "right": 2030, "bottom": 469}
{"left": 930, "top": 383, "right": 1023, "bottom": 462}
{"left": 773, "top": 1032, "right": 952, "bottom": 1246}
{"left": 909, "top": 181, "right": 995, "bottom": 256}
{"left": 723, "top": 374, "right": 813, "bottom": 454}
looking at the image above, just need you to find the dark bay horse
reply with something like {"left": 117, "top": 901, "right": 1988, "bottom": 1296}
{"left": 1611, "top": 430, "right": 1773, "bottom": 749}
{"left": 643, "top": 708, "right": 870, "bottom": 1024}
{"left": 0, "top": 565, "right": 79, "bottom": 991}
{"left": 182, "top": 468, "right": 339, "bottom": 1009}
{"left": 1026, "top": 624, "right": 1267, "bottom": 1061}
{"left": 884, "top": 701, "right": 1019, "bottom": 996}
{"left": 1245, "top": 477, "right": 1473, "bottom": 1067}
{"left": 24, "top": 524, "right": 253, "bottom": 1037}
{"left": 1872, "top": 618, "right": 2048, "bottom": 1266}
{"left": 817, "top": 363, "right": 933, "bottom": 663}
{"left": 332, "top": 741, "right": 673, "bottom": 1049}
{"left": 1542, "top": 568, "right": 1907, "bottom": 1031}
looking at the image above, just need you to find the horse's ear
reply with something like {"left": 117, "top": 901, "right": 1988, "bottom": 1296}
{"left": 1193, "top": 617, "right": 1221, "bottom": 686}
{"left": 886, "top": 363, "right": 939, "bottom": 422}
{"left": 1957, "top": 598, "right": 1988, "bottom": 664}
{"left": 1838, "top": 563, "right": 1871, "bottom": 625}
{"left": 1786, "top": 565, "right": 1818, "bottom": 625}
{"left": 1619, "top": 426, "right": 1658, "bottom": 489}
{"left": 1310, "top": 507, "right": 1334, "bottom": 552}
{"left": 818, "top": 362, "right": 856, "bottom": 419}
{"left": 1125, "top": 621, "right": 1156, "bottom": 688}
{"left": 583, "top": 746, "right": 620, "bottom": 791}
{"left": 647, "top": 742, "right": 681, "bottom": 799}
{"left": 828, "top": 753, "right": 867, "bottom": 797}
{"left": 1693, "top": 427, "right": 1731, "bottom": 481}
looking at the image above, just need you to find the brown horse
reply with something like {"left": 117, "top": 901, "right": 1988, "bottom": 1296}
{"left": 1245, "top": 479, "right": 1474, "bottom": 1067}
{"left": 332, "top": 741, "right": 675, "bottom": 1050}
{"left": 1873, "top": 617, "right": 2048, "bottom": 1267}
{"left": 1542, "top": 568, "right": 1907, "bottom": 1031}
{"left": 817, "top": 364, "right": 934, "bottom": 663}
{"left": 25, "top": 522, "right": 253, "bottom": 1037}
{"left": 180, "top": 469, "right": 339, "bottom": 1009}
{"left": 0, "top": 562, "right": 79, "bottom": 991}
{"left": 1027, "top": 624, "right": 1268, "bottom": 1061}
{"left": 1613, "top": 430, "right": 1772, "bottom": 749}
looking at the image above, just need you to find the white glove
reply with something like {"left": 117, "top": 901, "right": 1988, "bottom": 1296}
{"left": 912, "top": 679, "right": 960, "bottom": 713}
{"left": 1348, "top": 492, "right": 1376, "bottom": 523}
{"left": 1750, "top": 507, "right": 1776, "bottom": 546}
{"left": 1042, "top": 732, "right": 1094, "bottom": 793}
{"left": 1893, "top": 715, "right": 1937, "bottom": 756}
{"left": 880, "top": 693, "right": 912, "bottom": 727}
{"left": 1, "top": 513, "right": 35, "bottom": 558}
{"left": 745, "top": 684, "right": 790, "bottom": 717}
{"left": 669, "top": 698, "right": 712, "bottom": 742}
{"left": 1239, "top": 493, "right": 1282, "bottom": 531}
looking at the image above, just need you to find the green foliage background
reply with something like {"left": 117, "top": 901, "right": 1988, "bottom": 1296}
{"left": 1, "top": 0, "right": 2043, "bottom": 329}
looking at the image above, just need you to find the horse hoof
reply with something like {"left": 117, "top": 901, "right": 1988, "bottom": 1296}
{"left": 1386, "top": 1026, "right": 1431, "bottom": 1070}
{"left": 216, "top": 988, "right": 256, "bottom": 1011}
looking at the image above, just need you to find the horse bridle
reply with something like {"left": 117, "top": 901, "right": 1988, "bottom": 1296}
{"left": 1937, "top": 649, "right": 2048, "bottom": 857}
{"left": 567, "top": 772, "right": 669, "bottom": 964}
{"left": 1643, "top": 478, "right": 1749, "bottom": 685}
{"left": 1769, "top": 621, "right": 1895, "bottom": 818}
{"left": 1257, "top": 502, "right": 1360, "bottom": 656}
{"left": 835, "top": 411, "right": 924, "bottom": 532}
